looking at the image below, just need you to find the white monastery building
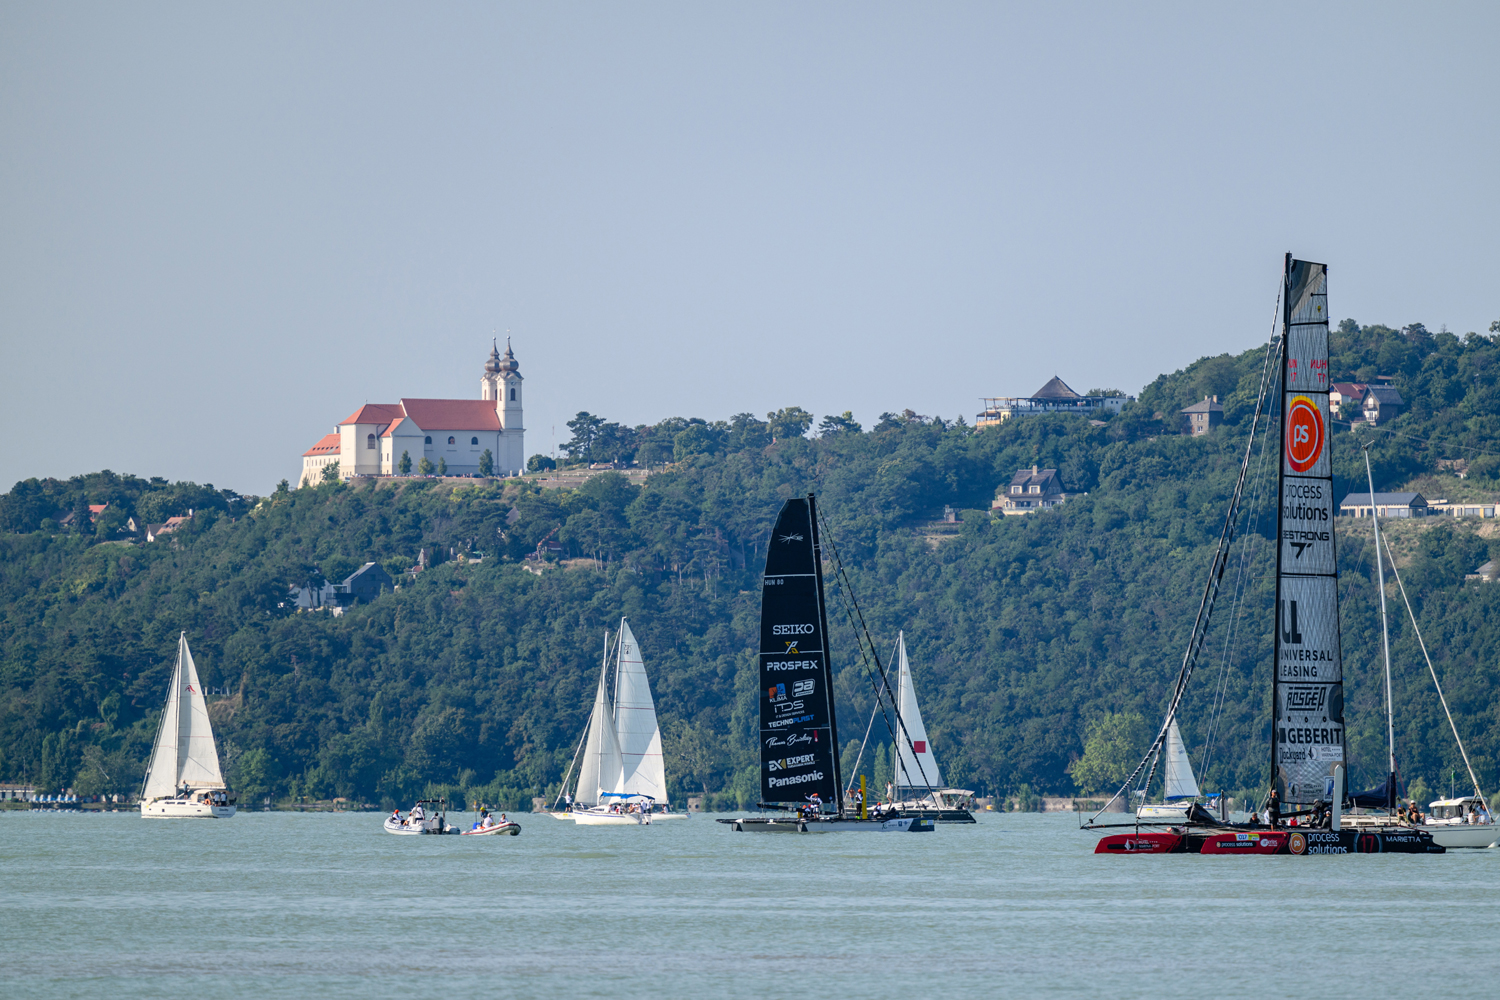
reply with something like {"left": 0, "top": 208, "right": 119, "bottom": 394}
{"left": 300, "top": 342, "right": 525, "bottom": 486}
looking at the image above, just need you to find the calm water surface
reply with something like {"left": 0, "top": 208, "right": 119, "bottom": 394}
{"left": 4, "top": 809, "right": 1495, "bottom": 997}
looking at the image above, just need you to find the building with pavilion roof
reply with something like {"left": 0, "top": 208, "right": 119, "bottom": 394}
{"left": 299, "top": 342, "right": 525, "bottom": 485}
{"left": 976, "top": 377, "right": 1131, "bottom": 426}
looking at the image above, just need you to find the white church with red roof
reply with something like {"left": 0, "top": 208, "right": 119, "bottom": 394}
{"left": 299, "top": 342, "right": 525, "bottom": 485}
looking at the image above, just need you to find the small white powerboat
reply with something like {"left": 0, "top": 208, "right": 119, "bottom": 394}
{"left": 460, "top": 813, "right": 521, "bottom": 836}
{"left": 384, "top": 799, "right": 460, "bottom": 835}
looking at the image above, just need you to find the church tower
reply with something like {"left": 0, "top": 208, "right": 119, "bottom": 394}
{"left": 496, "top": 340, "right": 524, "bottom": 473}
{"left": 480, "top": 341, "right": 502, "bottom": 401}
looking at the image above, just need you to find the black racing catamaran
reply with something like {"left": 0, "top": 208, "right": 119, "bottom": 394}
{"left": 721, "top": 495, "right": 933, "bottom": 833}
{"left": 1091, "top": 255, "right": 1442, "bottom": 855}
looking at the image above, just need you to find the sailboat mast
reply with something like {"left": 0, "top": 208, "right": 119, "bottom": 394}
{"left": 806, "top": 494, "right": 844, "bottom": 813}
{"left": 1270, "top": 253, "right": 1291, "bottom": 801}
{"left": 1364, "top": 445, "right": 1398, "bottom": 790}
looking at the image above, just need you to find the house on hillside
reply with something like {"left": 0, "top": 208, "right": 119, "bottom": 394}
{"left": 1339, "top": 492, "right": 1428, "bottom": 518}
{"left": 1181, "top": 396, "right": 1223, "bottom": 436}
{"left": 146, "top": 512, "right": 193, "bottom": 542}
{"left": 993, "top": 466, "right": 1077, "bottom": 515}
{"left": 1361, "top": 385, "right": 1404, "bottom": 426}
{"left": 976, "top": 377, "right": 1131, "bottom": 426}
{"left": 289, "top": 561, "right": 395, "bottom": 610}
{"left": 1329, "top": 382, "right": 1367, "bottom": 413}
{"left": 1466, "top": 561, "right": 1497, "bottom": 583}
{"left": 59, "top": 504, "right": 109, "bottom": 527}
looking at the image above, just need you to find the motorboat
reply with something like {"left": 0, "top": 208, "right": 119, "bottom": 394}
{"left": 460, "top": 816, "right": 522, "bottom": 836}
{"left": 384, "top": 799, "right": 460, "bottom": 835}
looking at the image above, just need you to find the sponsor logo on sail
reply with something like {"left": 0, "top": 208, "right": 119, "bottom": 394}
{"left": 767, "top": 713, "right": 814, "bottom": 729}
{"left": 768, "top": 753, "right": 818, "bottom": 772}
{"left": 773, "top": 624, "right": 816, "bottom": 636}
{"left": 767, "top": 770, "right": 824, "bottom": 788}
{"left": 1288, "top": 832, "right": 1307, "bottom": 855}
{"left": 768, "top": 683, "right": 786, "bottom": 702}
{"left": 1285, "top": 396, "right": 1325, "bottom": 473}
{"left": 1285, "top": 687, "right": 1327, "bottom": 711}
{"left": 778, "top": 533, "right": 804, "bottom": 544}
{"left": 793, "top": 678, "right": 814, "bottom": 697}
{"left": 766, "top": 659, "right": 819, "bottom": 672}
{"left": 765, "top": 733, "right": 812, "bottom": 748}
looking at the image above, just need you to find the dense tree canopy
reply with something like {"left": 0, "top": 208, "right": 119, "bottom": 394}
{"left": 3, "top": 318, "right": 1499, "bottom": 811}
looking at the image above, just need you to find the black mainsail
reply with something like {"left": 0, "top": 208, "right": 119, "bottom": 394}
{"left": 758, "top": 495, "right": 843, "bottom": 810}
{"left": 1273, "top": 256, "right": 1346, "bottom": 807}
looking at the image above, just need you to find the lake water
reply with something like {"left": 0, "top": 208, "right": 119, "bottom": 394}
{"left": 4, "top": 809, "right": 1495, "bottom": 997}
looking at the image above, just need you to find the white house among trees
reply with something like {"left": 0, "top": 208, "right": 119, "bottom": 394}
{"left": 299, "top": 342, "right": 526, "bottom": 485}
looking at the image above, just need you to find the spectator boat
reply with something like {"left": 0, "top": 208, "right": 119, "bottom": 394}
{"left": 384, "top": 798, "right": 460, "bottom": 835}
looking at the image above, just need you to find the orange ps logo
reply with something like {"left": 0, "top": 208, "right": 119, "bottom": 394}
{"left": 1285, "top": 396, "right": 1324, "bottom": 473}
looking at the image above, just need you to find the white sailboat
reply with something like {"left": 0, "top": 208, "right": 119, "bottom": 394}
{"left": 1135, "top": 720, "right": 1201, "bottom": 820}
{"left": 140, "top": 633, "right": 235, "bottom": 818}
{"left": 889, "top": 632, "right": 975, "bottom": 822}
{"left": 567, "top": 621, "right": 674, "bottom": 825}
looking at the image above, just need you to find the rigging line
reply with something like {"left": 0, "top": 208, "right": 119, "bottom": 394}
{"left": 1378, "top": 529, "right": 1490, "bottom": 810}
{"left": 823, "top": 560, "right": 907, "bottom": 790}
{"left": 844, "top": 673, "right": 886, "bottom": 795}
{"left": 1200, "top": 334, "right": 1281, "bottom": 773}
{"left": 816, "top": 505, "right": 939, "bottom": 795}
{"left": 1091, "top": 307, "right": 1283, "bottom": 823}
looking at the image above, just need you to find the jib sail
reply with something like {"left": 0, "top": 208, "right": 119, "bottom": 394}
{"left": 759, "top": 495, "right": 843, "bottom": 808}
{"left": 1273, "top": 256, "right": 1346, "bottom": 806}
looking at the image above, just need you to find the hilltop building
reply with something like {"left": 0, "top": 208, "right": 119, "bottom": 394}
{"left": 993, "top": 466, "right": 1078, "bottom": 515}
{"left": 300, "top": 342, "right": 525, "bottom": 485}
{"left": 1339, "top": 492, "right": 1428, "bottom": 518}
{"left": 976, "top": 377, "right": 1130, "bottom": 426}
{"left": 1181, "top": 396, "right": 1223, "bottom": 436}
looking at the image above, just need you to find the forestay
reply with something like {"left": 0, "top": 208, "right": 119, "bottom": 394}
{"left": 1273, "top": 257, "right": 1346, "bottom": 806}
{"left": 759, "top": 496, "right": 842, "bottom": 806}
{"left": 893, "top": 632, "right": 943, "bottom": 794}
{"left": 614, "top": 619, "right": 668, "bottom": 804}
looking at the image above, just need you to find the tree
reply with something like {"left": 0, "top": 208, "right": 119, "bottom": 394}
{"left": 398, "top": 451, "right": 412, "bottom": 475}
{"left": 818, "top": 411, "right": 862, "bottom": 435}
{"left": 437, "top": 457, "right": 448, "bottom": 476}
{"left": 321, "top": 461, "right": 340, "bottom": 483}
{"left": 766, "top": 406, "right": 814, "bottom": 441}
{"left": 563, "top": 412, "right": 606, "bottom": 463}
{"left": 673, "top": 423, "right": 720, "bottom": 462}
{"left": 1068, "top": 712, "right": 1151, "bottom": 795}
{"left": 527, "top": 454, "right": 556, "bottom": 473}
{"left": 873, "top": 412, "right": 902, "bottom": 432}
{"left": 1085, "top": 388, "right": 1127, "bottom": 398}
{"left": 418, "top": 457, "right": 435, "bottom": 476}
{"left": 477, "top": 449, "right": 494, "bottom": 477}
{"left": 662, "top": 719, "right": 725, "bottom": 796}
{"left": 70, "top": 494, "right": 91, "bottom": 534}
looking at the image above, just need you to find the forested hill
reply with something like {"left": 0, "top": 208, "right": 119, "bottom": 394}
{"left": 4, "top": 317, "right": 1500, "bottom": 810}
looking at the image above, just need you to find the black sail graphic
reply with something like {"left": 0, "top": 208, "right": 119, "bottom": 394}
{"left": 1273, "top": 256, "right": 1345, "bottom": 805}
{"left": 759, "top": 496, "right": 842, "bottom": 807}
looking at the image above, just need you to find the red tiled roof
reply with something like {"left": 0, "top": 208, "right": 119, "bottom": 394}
{"left": 1331, "top": 382, "right": 1366, "bottom": 396}
{"left": 399, "top": 398, "right": 500, "bottom": 432}
{"left": 303, "top": 433, "right": 341, "bottom": 457}
{"left": 340, "top": 403, "right": 405, "bottom": 426}
{"left": 381, "top": 416, "right": 408, "bottom": 438}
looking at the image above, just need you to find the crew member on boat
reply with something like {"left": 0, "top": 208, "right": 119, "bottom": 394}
{"left": 409, "top": 801, "right": 425, "bottom": 825}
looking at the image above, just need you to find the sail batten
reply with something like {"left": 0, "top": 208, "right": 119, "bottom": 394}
{"left": 893, "top": 632, "right": 943, "bottom": 794}
{"left": 1273, "top": 256, "right": 1345, "bottom": 806}
{"left": 759, "top": 496, "right": 842, "bottom": 807}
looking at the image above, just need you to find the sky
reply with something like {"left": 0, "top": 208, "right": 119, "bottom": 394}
{"left": 2, "top": 2, "right": 1497, "bottom": 495}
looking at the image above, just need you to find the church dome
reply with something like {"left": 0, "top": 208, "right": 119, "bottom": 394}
{"left": 484, "top": 341, "right": 502, "bottom": 374}
{"left": 498, "top": 339, "right": 519, "bottom": 375}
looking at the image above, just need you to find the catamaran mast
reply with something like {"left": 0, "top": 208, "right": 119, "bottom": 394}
{"left": 806, "top": 494, "right": 844, "bottom": 814}
{"left": 1364, "top": 444, "right": 1398, "bottom": 800}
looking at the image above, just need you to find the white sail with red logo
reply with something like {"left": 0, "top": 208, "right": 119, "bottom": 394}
{"left": 893, "top": 632, "right": 943, "bottom": 795}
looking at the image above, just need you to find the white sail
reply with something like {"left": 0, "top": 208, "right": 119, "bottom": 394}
{"left": 1162, "top": 719, "right": 1200, "bottom": 801}
{"left": 613, "top": 619, "right": 668, "bottom": 804}
{"left": 141, "top": 636, "right": 185, "bottom": 802}
{"left": 893, "top": 632, "right": 943, "bottom": 793}
{"left": 142, "top": 633, "right": 224, "bottom": 802}
{"left": 575, "top": 645, "right": 625, "bottom": 807}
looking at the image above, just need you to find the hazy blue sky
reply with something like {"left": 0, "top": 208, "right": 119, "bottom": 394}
{"left": 3, "top": 3, "right": 1496, "bottom": 494}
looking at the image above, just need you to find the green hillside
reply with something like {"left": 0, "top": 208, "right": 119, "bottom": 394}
{"left": 4, "top": 318, "right": 1500, "bottom": 810}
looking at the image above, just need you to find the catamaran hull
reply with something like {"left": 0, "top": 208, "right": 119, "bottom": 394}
{"left": 1097, "top": 826, "right": 1444, "bottom": 855}
{"left": 140, "top": 800, "right": 235, "bottom": 819}
{"left": 723, "top": 816, "right": 935, "bottom": 833}
{"left": 889, "top": 807, "right": 975, "bottom": 824}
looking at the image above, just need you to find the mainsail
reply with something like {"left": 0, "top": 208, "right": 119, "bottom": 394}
{"left": 614, "top": 618, "right": 668, "bottom": 804}
{"left": 1162, "top": 719, "right": 1200, "bottom": 801}
{"left": 1273, "top": 256, "right": 1345, "bottom": 806}
{"left": 142, "top": 633, "right": 224, "bottom": 802}
{"left": 892, "top": 632, "right": 943, "bottom": 794}
{"left": 759, "top": 495, "right": 842, "bottom": 807}
{"left": 575, "top": 645, "right": 625, "bottom": 807}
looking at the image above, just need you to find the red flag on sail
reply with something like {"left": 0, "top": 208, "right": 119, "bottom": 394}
{"left": 913, "top": 741, "right": 926, "bottom": 754}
